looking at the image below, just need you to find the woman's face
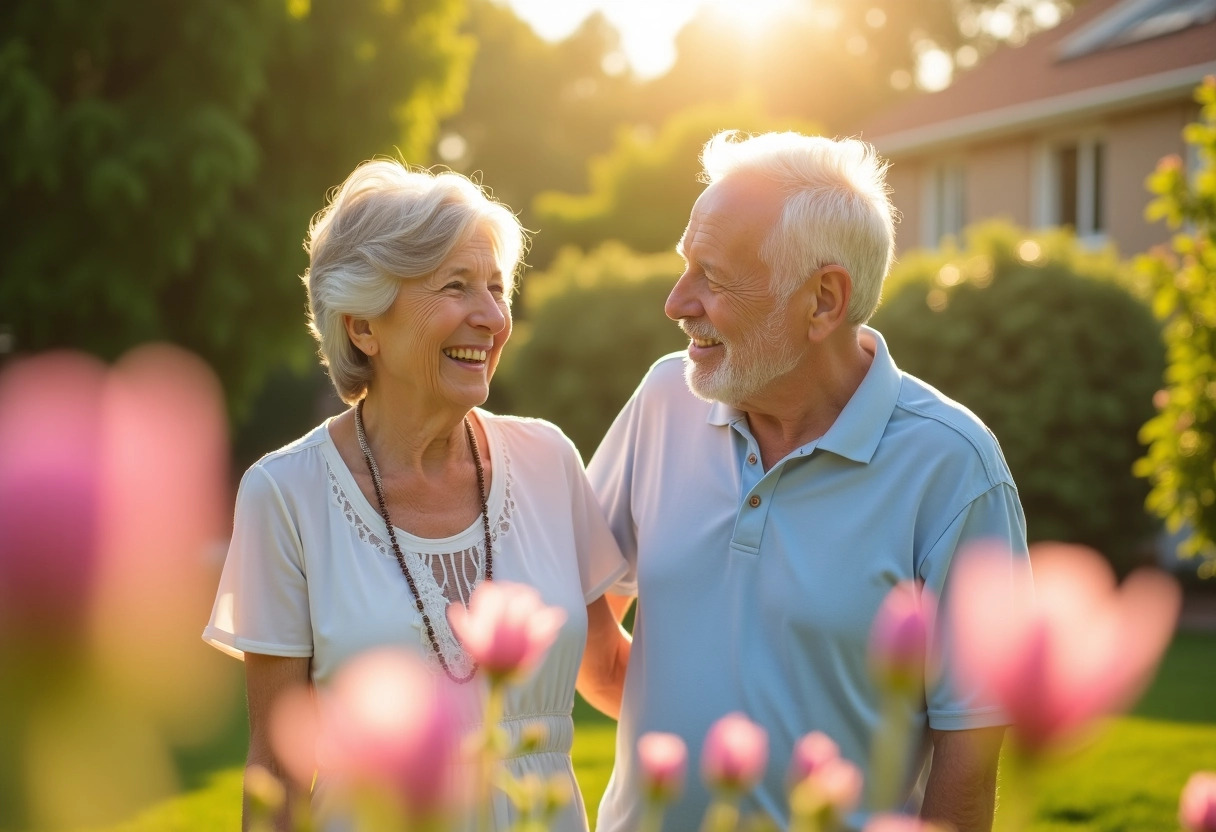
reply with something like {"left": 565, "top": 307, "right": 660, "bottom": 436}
{"left": 367, "top": 226, "right": 512, "bottom": 413}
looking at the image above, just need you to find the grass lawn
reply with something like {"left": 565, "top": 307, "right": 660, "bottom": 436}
{"left": 66, "top": 631, "right": 1215, "bottom": 831}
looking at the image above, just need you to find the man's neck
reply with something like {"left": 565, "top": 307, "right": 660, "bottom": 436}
{"left": 740, "top": 329, "right": 875, "bottom": 470}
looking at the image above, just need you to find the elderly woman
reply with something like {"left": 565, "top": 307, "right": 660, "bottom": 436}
{"left": 203, "top": 159, "right": 630, "bottom": 831}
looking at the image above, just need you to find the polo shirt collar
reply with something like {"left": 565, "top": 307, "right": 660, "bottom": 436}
{"left": 704, "top": 325, "right": 903, "bottom": 464}
{"left": 816, "top": 325, "right": 902, "bottom": 464}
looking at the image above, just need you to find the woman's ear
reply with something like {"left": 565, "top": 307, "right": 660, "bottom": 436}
{"left": 344, "top": 314, "right": 378, "bottom": 357}
{"left": 802, "top": 265, "right": 853, "bottom": 343}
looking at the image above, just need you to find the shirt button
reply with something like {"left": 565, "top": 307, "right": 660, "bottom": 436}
{"left": 749, "top": 495, "right": 761, "bottom": 508}
{"left": 747, "top": 453, "right": 757, "bottom": 465}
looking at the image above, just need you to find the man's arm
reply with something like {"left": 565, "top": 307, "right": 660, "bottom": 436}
{"left": 920, "top": 726, "right": 1005, "bottom": 832}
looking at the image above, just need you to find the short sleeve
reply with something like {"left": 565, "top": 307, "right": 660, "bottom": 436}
{"left": 920, "top": 482, "right": 1030, "bottom": 730}
{"left": 203, "top": 464, "right": 314, "bottom": 660}
{"left": 557, "top": 432, "right": 629, "bottom": 604}
{"left": 586, "top": 382, "right": 645, "bottom": 597}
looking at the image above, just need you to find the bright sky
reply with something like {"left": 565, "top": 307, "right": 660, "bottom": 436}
{"left": 503, "top": 0, "right": 808, "bottom": 79}
{"left": 502, "top": 0, "right": 1064, "bottom": 89}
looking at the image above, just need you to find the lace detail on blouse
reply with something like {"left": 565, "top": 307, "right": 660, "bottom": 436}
{"left": 327, "top": 441, "right": 515, "bottom": 677}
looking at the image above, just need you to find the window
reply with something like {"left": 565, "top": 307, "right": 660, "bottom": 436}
{"left": 1040, "top": 136, "right": 1106, "bottom": 240}
{"left": 921, "top": 161, "right": 966, "bottom": 248}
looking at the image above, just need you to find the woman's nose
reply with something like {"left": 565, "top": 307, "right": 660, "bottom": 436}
{"left": 471, "top": 288, "right": 508, "bottom": 332}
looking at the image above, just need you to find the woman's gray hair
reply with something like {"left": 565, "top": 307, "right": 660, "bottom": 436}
{"left": 303, "top": 159, "right": 527, "bottom": 404}
{"left": 699, "top": 131, "right": 897, "bottom": 323}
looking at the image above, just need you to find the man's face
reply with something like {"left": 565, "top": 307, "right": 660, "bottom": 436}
{"left": 666, "top": 174, "right": 802, "bottom": 406}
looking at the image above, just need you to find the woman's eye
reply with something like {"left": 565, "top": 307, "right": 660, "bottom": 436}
{"left": 444, "top": 281, "right": 464, "bottom": 291}
{"left": 489, "top": 283, "right": 505, "bottom": 296}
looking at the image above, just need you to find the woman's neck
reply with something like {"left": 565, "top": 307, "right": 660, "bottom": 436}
{"left": 357, "top": 390, "right": 473, "bottom": 475}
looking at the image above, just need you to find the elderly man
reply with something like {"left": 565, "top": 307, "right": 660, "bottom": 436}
{"left": 588, "top": 131, "right": 1028, "bottom": 832}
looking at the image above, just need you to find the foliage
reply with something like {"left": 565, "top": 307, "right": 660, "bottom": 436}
{"left": 0, "top": 0, "right": 472, "bottom": 417}
{"left": 491, "top": 243, "right": 687, "bottom": 459}
{"left": 871, "top": 221, "right": 1165, "bottom": 574}
{"left": 1133, "top": 77, "right": 1216, "bottom": 573}
{"left": 530, "top": 99, "right": 819, "bottom": 269}
{"left": 433, "top": 0, "right": 637, "bottom": 223}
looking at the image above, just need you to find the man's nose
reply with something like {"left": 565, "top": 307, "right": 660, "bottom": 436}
{"left": 665, "top": 270, "right": 700, "bottom": 322}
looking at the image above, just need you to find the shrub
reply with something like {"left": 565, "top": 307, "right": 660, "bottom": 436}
{"left": 491, "top": 243, "right": 687, "bottom": 458}
{"left": 1133, "top": 77, "right": 1216, "bottom": 574}
{"left": 871, "top": 222, "right": 1165, "bottom": 573}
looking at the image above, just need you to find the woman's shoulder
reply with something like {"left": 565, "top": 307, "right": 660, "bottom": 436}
{"left": 243, "top": 420, "right": 334, "bottom": 485}
{"left": 479, "top": 410, "right": 577, "bottom": 456}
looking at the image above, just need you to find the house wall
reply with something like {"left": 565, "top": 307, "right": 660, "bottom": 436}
{"left": 885, "top": 159, "right": 923, "bottom": 255}
{"left": 1104, "top": 102, "right": 1194, "bottom": 256}
{"left": 882, "top": 98, "right": 1197, "bottom": 257}
{"left": 964, "top": 138, "right": 1034, "bottom": 230}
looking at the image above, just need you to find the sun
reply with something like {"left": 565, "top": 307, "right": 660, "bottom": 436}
{"left": 704, "top": 0, "right": 815, "bottom": 37}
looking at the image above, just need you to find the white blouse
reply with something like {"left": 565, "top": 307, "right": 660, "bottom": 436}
{"left": 204, "top": 410, "right": 627, "bottom": 830}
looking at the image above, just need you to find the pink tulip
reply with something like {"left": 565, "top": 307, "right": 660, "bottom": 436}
{"left": 701, "top": 712, "right": 769, "bottom": 793}
{"left": 447, "top": 581, "right": 566, "bottom": 682}
{"left": 0, "top": 353, "right": 107, "bottom": 644}
{"left": 869, "top": 582, "right": 937, "bottom": 695}
{"left": 273, "top": 648, "right": 461, "bottom": 816}
{"left": 788, "top": 732, "right": 862, "bottom": 815}
{"left": 1181, "top": 771, "right": 1216, "bottom": 832}
{"left": 788, "top": 731, "right": 842, "bottom": 785}
{"left": 638, "top": 732, "right": 688, "bottom": 802}
{"left": 951, "top": 542, "right": 1181, "bottom": 756}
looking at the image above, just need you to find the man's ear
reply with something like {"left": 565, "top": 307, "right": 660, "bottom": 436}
{"left": 344, "top": 314, "right": 378, "bottom": 357}
{"left": 801, "top": 265, "right": 852, "bottom": 343}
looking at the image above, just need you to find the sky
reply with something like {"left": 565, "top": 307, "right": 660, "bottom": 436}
{"left": 501, "top": 0, "right": 1065, "bottom": 89}
{"left": 502, "top": 0, "right": 802, "bottom": 80}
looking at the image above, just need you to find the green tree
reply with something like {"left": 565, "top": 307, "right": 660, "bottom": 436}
{"left": 873, "top": 221, "right": 1164, "bottom": 574}
{"left": 0, "top": 0, "right": 472, "bottom": 416}
{"left": 1134, "top": 76, "right": 1216, "bottom": 574}
{"left": 433, "top": 0, "right": 637, "bottom": 223}
{"left": 530, "top": 99, "right": 819, "bottom": 268}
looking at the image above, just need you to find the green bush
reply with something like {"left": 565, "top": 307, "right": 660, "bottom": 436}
{"left": 529, "top": 98, "right": 819, "bottom": 269}
{"left": 491, "top": 243, "right": 687, "bottom": 458}
{"left": 1134, "top": 77, "right": 1216, "bottom": 573}
{"left": 871, "top": 222, "right": 1165, "bottom": 573}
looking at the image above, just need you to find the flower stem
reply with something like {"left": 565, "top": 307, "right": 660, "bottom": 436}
{"left": 640, "top": 799, "right": 668, "bottom": 832}
{"left": 477, "top": 679, "right": 507, "bottom": 832}
{"left": 699, "top": 795, "right": 741, "bottom": 832}
{"left": 866, "top": 693, "right": 914, "bottom": 814}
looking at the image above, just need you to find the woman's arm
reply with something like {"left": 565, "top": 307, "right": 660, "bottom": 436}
{"left": 575, "top": 595, "right": 632, "bottom": 720}
{"left": 244, "top": 653, "right": 312, "bottom": 832}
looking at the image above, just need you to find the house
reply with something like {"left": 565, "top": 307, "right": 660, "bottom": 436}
{"left": 862, "top": 0, "right": 1216, "bottom": 256}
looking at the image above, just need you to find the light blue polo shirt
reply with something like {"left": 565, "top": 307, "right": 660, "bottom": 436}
{"left": 589, "top": 327, "right": 1028, "bottom": 832}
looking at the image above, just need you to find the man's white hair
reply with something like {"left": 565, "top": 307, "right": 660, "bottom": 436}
{"left": 699, "top": 130, "right": 896, "bottom": 323}
{"left": 303, "top": 159, "right": 526, "bottom": 404}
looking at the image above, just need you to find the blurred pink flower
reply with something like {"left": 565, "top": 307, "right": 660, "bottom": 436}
{"left": 447, "top": 581, "right": 566, "bottom": 683}
{"left": 638, "top": 732, "right": 687, "bottom": 802}
{"left": 788, "top": 731, "right": 842, "bottom": 785}
{"left": 951, "top": 542, "right": 1181, "bottom": 756}
{"left": 1181, "top": 771, "right": 1216, "bottom": 832}
{"left": 701, "top": 712, "right": 769, "bottom": 793}
{"left": 869, "top": 582, "right": 936, "bottom": 695}
{"left": 272, "top": 648, "right": 461, "bottom": 816}
{"left": 788, "top": 732, "right": 862, "bottom": 815}
{"left": 0, "top": 353, "right": 107, "bottom": 644}
{"left": 0, "top": 345, "right": 227, "bottom": 663}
